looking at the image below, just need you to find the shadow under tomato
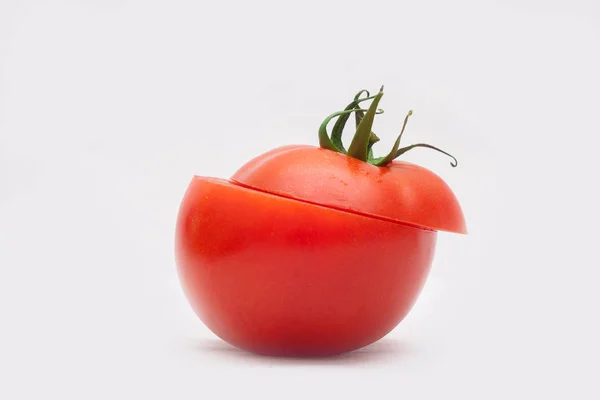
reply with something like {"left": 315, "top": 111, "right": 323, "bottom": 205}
{"left": 190, "top": 337, "right": 415, "bottom": 366}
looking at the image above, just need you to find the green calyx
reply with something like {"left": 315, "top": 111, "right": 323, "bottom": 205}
{"left": 318, "top": 86, "right": 458, "bottom": 167}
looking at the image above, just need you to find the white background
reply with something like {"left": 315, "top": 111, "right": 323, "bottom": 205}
{"left": 1, "top": 0, "right": 599, "bottom": 398}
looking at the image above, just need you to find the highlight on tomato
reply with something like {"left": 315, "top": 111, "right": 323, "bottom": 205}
{"left": 175, "top": 86, "right": 466, "bottom": 356}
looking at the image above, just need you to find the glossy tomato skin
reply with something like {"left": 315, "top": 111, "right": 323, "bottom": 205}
{"left": 176, "top": 176, "right": 437, "bottom": 356}
{"left": 232, "top": 145, "right": 467, "bottom": 234}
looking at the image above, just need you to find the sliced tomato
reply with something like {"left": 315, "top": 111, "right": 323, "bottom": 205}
{"left": 232, "top": 146, "right": 467, "bottom": 234}
{"left": 176, "top": 176, "right": 437, "bottom": 356}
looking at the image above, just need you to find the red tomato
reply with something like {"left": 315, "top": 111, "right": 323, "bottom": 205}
{"left": 175, "top": 88, "right": 466, "bottom": 356}
{"left": 231, "top": 145, "right": 466, "bottom": 234}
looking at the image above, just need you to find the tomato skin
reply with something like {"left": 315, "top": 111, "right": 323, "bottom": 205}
{"left": 176, "top": 177, "right": 437, "bottom": 356}
{"left": 232, "top": 145, "right": 466, "bottom": 234}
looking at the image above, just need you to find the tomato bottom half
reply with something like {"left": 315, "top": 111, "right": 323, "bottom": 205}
{"left": 175, "top": 177, "right": 437, "bottom": 356}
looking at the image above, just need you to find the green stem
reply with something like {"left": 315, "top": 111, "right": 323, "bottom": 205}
{"left": 395, "top": 143, "right": 458, "bottom": 167}
{"left": 371, "top": 110, "right": 412, "bottom": 166}
{"left": 347, "top": 87, "right": 384, "bottom": 161}
{"left": 317, "top": 86, "right": 459, "bottom": 168}
{"left": 319, "top": 108, "right": 383, "bottom": 152}
{"left": 330, "top": 91, "right": 377, "bottom": 153}
{"left": 353, "top": 91, "right": 382, "bottom": 160}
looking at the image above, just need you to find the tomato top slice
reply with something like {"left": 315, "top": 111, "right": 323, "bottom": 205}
{"left": 231, "top": 145, "right": 467, "bottom": 234}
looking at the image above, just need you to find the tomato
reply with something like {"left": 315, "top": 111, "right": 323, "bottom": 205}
{"left": 175, "top": 87, "right": 466, "bottom": 356}
{"left": 231, "top": 145, "right": 466, "bottom": 234}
